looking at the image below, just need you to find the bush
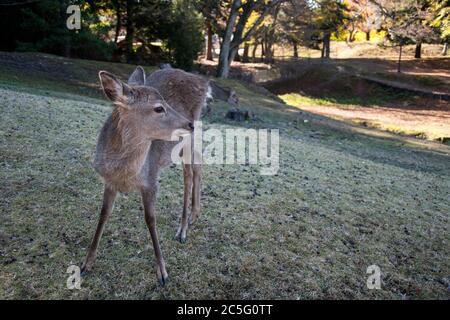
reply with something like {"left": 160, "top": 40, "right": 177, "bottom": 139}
{"left": 11, "top": 0, "right": 114, "bottom": 61}
{"left": 70, "top": 31, "right": 115, "bottom": 61}
{"left": 165, "top": 0, "right": 203, "bottom": 70}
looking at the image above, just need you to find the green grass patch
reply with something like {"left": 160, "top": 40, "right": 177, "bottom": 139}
{"left": 278, "top": 88, "right": 408, "bottom": 108}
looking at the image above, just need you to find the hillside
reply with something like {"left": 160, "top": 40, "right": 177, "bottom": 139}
{"left": 0, "top": 53, "right": 449, "bottom": 299}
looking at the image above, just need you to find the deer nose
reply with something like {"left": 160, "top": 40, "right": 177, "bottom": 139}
{"left": 188, "top": 122, "right": 194, "bottom": 131}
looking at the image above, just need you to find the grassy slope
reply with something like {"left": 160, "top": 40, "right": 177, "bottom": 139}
{"left": 0, "top": 53, "right": 449, "bottom": 299}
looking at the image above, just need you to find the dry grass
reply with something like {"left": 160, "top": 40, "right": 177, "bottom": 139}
{"left": 0, "top": 53, "right": 449, "bottom": 299}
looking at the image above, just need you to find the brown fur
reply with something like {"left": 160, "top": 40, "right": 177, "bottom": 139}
{"left": 81, "top": 67, "right": 210, "bottom": 285}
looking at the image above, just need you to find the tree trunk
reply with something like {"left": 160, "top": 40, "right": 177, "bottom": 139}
{"left": 59, "top": 0, "right": 70, "bottom": 57}
{"left": 347, "top": 20, "right": 356, "bottom": 43}
{"left": 443, "top": 43, "right": 448, "bottom": 56}
{"left": 242, "top": 43, "right": 249, "bottom": 62}
{"left": 113, "top": 0, "right": 121, "bottom": 43}
{"left": 125, "top": 0, "right": 135, "bottom": 63}
{"left": 326, "top": 34, "right": 331, "bottom": 58}
{"left": 252, "top": 41, "right": 258, "bottom": 61}
{"left": 365, "top": 31, "right": 370, "bottom": 41}
{"left": 234, "top": 51, "right": 241, "bottom": 62}
{"left": 114, "top": 12, "right": 121, "bottom": 43}
{"left": 322, "top": 33, "right": 331, "bottom": 59}
{"left": 264, "top": 48, "right": 273, "bottom": 63}
{"left": 229, "top": 46, "right": 239, "bottom": 65}
{"left": 263, "top": 5, "right": 280, "bottom": 64}
{"left": 348, "top": 30, "right": 355, "bottom": 42}
{"left": 293, "top": 41, "right": 298, "bottom": 59}
{"left": 206, "top": 20, "right": 213, "bottom": 61}
{"left": 217, "top": 0, "right": 241, "bottom": 78}
{"left": 262, "top": 34, "right": 271, "bottom": 63}
{"left": 263, "top": 34, "right": 274, "bottom": 63}
{"left": 414, "top": 42, "right": 422, "bottom": 59}
{"left": 397, "top": 43, "right": 403, "bottom": 73}
{"left": 218, "top": 0, "right": 279, "bottom": 76}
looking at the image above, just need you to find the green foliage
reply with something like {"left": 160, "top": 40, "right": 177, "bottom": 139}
{"left": 1, "top": 0, "right": 114, "bottom": 61}
{"left": 70, "top": 30, "right": 116, "bottom": 61}
{"left": 165, "top": 0, "right": 203, "bottom": 70}
{"left": 428, "top": 0, "right": 450, "bottom": 41}
{"left": 14, "top": 0, "right": 70, "bottom": 54}
{"left": 372, "top": 0, "right": 438, "bottom": 45}
{"left": 312, "top": 0, "right": 349, "bottom": 36}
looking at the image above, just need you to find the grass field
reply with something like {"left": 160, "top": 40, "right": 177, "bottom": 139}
{"left": 0, "top": 53, "right": 449, "bottom": 299}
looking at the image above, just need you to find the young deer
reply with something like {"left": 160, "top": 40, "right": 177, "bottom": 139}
{"left": 81, "top": 67, "right": 210, "bottom": 285}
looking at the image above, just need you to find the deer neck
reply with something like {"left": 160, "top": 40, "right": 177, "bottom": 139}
{"left": 107, "top": 112, "right": 152, "bottom": 179}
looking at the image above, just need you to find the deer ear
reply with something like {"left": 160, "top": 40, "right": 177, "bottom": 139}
{"left": 99, "top": 71, "right": 131, "bottom": 103}
{"left": 128, "top": 66, "right": 146, "bottom": 86}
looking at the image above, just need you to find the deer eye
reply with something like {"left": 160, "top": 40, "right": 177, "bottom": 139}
{"left": 154, "top": 105, "right": 165, "bottom": 113}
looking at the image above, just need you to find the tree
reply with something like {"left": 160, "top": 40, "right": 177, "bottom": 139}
{"left": 111, "top": 0, "right": 124, "bottom": 43}
{"left": 0, "top": 0, "right": 115, "bottom": 60}
{"left": 371, "top": 0, "right": 438, "bottom": 66}
{"left": 196, "top": 0, "right": 222, "bottom": 61}
{"left": 216, "top": 0, "right": 286, "bottom": 78}
{"left": 428, "top": 0, "right": 450, "bottom": 55}
{"left": 124, "top": 0, "right": 135, "bottom": 62}
{"left": 277, "top": 0, "right": 313, "bottom": 59}
{"left": 165, "top": 0, "right": 203, "bottom": 70}
{"left": 260, "top": 4, "right": 283, "bottom": 63}
{"left": 311, "top": 0, "right": 348, "bottom": 59}
{"left": 345, "top": 0, "right": 380, "bottom": 41}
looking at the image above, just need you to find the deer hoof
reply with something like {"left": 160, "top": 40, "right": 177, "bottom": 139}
{"left": 156, "top": 267, "right": 169, "bottom": 287}
{"left": 158, "top": 274, "right": 169, "bottom": 286}
{"left": 174, "top": 227, "right": 187, "bottom": 243}
{"left": 173, "top": 233, "right": 187, "bottom": 243}
{"left": 188, "top": 215, "right": 197, "bottom": 225}
{"left": 80, "top": 263, "right": 92, "bottom": 276}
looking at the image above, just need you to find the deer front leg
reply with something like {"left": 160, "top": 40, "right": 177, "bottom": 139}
{"left": 141, "top": 187, "right": 168, "bottom": 286}
{"left": 189, "top": 163, "right": 202, "bottom": 225}
{"left": 81, "top": 184, "right": 117, "bottom": 274}
{"left": 174, "top": 163, "right": 192, "bottom": 243}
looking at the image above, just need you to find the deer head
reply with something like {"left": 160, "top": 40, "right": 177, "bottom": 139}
{"left": 99, "top": 71, "right": 193, "bottom": 142}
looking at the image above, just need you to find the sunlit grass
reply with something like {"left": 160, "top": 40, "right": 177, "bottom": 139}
{"left": 279, "top": 93, "right": 336, "bottom": 107}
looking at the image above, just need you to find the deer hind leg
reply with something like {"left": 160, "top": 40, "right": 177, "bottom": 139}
{"left": 174, "top": 163, "right": 192, "bottom": 243}
{"left": 141, "top": 185, "right": 168, "bottom": 286}
{"left": 81, "top": 184, "right": 117, "bottom": 274}
{"left": 189, "top": 163, "right": 202, "bottom": 225}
